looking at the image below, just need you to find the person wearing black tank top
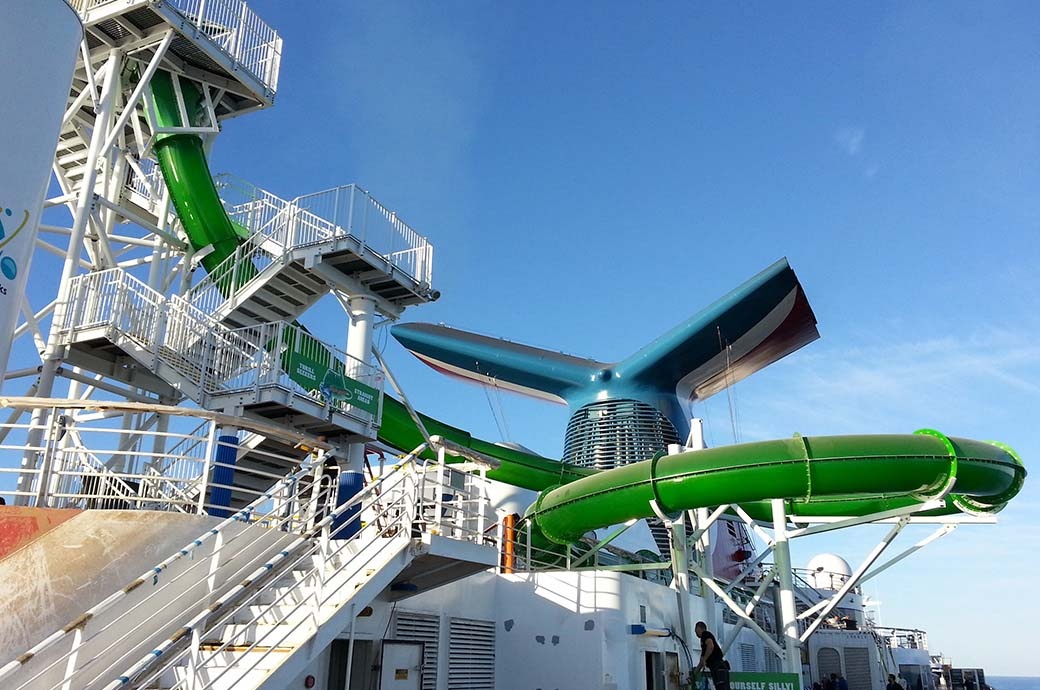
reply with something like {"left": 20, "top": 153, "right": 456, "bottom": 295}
{"left": 694, "top": 621, "right": 730, "bottom": 690}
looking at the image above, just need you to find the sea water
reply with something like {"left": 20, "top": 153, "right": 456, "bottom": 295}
{"left": 990, "top": 677, "right": 1040, "bottom": 690}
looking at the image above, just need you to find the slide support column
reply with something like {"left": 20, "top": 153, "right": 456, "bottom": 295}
{"left": 771, "top": 498, "right": 801, "bottom": 675}
{"left": 19, "top": 48, "right": 123, "bottom": 502}
{"left": 346, "top": 295, "right": 375, "bottom": 472}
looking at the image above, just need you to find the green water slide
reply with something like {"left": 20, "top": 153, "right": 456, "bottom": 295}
{"left": 377, "top": 398, "right": 1025, "bottom": 547}
{"left": 148, "top": 73, "right": 1026, "bottom": 552}
{"left": 151, "top": 72, "right": 248, "bottom": 274}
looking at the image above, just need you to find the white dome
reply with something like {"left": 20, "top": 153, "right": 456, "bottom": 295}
{"left": 806, "top": 553, "right": 852, "bottom": 590}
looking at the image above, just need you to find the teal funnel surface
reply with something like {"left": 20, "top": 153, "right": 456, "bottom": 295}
{"left": 392, "top": 259, "right": 819, "bottom": 464}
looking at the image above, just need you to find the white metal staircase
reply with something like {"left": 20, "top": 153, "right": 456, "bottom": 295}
{"left": 187, "top": 177, "right": 438, "bottom": 329}
{"left": 56, "top": 0, "right": 282, "bottom": 224}
{"left": 0, "top": 452, "right": 497, "bottom": 690}
{"left": 57, "top": 268, "right": 385, "bottom": 439}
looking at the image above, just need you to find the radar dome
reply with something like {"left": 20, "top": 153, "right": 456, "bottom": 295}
{"left": 806, "top": 553, "right": 852, "bottom": 590}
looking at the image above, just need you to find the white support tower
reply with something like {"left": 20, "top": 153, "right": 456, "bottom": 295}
{"left": 5, "top": 0, "right": 439, "bottom": 504}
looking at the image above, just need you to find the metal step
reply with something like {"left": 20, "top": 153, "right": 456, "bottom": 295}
{"left": 62, "top": 335, "right": 184, "bottom": 400}
{"left": 209, "top": 259, "right": 331, "bottom": 330}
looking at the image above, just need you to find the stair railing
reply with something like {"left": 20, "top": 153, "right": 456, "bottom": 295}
{"left": 146, "top": 419, "right": 212, "bottom": 477}
{"left": 159, "top": 0, "right": 282, "bottom": 92}
{"left": 0, "top": 454, "right": 330, "bottom": 690}
{"left": 181, "top": 237, "right": 278, "bottom": 318}
{"left": 137, "top": 466, "right": 418, "bottom": 690}
{"left": 294, "top": 184, "right": 435, "bottom": 287}
{"left": 123, "top": 454, "right": 492, "bottom": 690}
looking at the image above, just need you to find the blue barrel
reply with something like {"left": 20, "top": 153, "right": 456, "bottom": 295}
{"left": 208, "top": 434, "right": 239, "bottom": 518}
{"left": 331, "top": 470, "right": 364, "bottom": 540}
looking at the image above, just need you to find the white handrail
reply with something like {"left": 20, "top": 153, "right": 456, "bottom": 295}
{"left": 128, "top": 456, "right": 490, "bottom": 690}
{"left": 59, "top": 269, "right": 387, "bottom": 436}
{"left": 192, "top": 176, "right": 435, "bottom": 321}
{"left": 0, "top": 458, "right": 320, "bottom": 686}
{"left": 71, "top": 0, "right": 282, "bottom": 94}
{"left": 129, "top": 467, "right": 417, "bottom": 690}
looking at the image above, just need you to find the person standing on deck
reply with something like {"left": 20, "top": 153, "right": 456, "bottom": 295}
{"left": 694, "top": 621, "right": 729, "bottom": 690}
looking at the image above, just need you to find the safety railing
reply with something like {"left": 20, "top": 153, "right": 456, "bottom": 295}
{"left": 793, "top": 566, "right": 862, "bottom": 594}
{"left": 70, "top": 0, "right": 282, "bottom": 93}
{"left": 169, "top": 0, "right": 282, "bottom": 91}
{"left": 188, "top": 177, "right": 338, "bottom": 317}
{"left": 124, "top": 156, "right": 164, "bottom": 207}
{"left": 507, "top": 519, "right": 669, "bottom": 575}
{"left": 188, "top": 176, "right": 436, "bottom": 319}
{"left": 127, "top": 455, "right": 489, "bottom": 690}
{"left": 217, "top": 319, "right": 386, "bottom": 429}
{"left": 0, "top": 401, "right": 312, "bottom": 514}
{"left": 0, "top": 457, "right": 324, "bottom": 690}
{"left": 58, "top": 268, "right": 167, "bottom": 352}
{"left": 1, "top": 445, "right": 493, "bottom": 690}
{"left": 873, "top": 626, "right": 929, "bottom": 651}
{"left": 296, "top": 183, "right": 435, "bottom": 287}
{"left": 219, "top": 175, "right": 341, "bottom": 249}
{"left": 182, "top": 231, "right": 281, "bottom": 318}
{"left": 59, "top": 271, "right": 377, "bottom": 428}
{"left": 164, "top": 293, "right": 262, "bottom": 390}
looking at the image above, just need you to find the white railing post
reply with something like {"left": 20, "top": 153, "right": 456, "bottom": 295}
{"left": 525, "top": 520, "right": 533, "bottom": 570}
{"left": 476, "top": 466, "right": 487, "bottom": 543}
{"left": 34, "top": 408, "right": 61, "bottom": 507}
{"left": 196, "top": 421, "right": 218, "bottom": 514}
{"left": 186, "top": 627, "right": 201, "bottom": 690}
{"left": 196, "top": 0, "right": 208, "bottom": 32}
{"left": 59, "top": 626, "right": 85, "bottom": 690}
{"left": 433, "top": 447, "right": 446, "bottom": 535}
{"left": 206, "top": 530, "right": 224, "bottom": 595}
{"left": 233, "top": 1, "right": 247, "bottom": 63}
{"left": 495, "top": 519, "right": 504, "bottom": 572}
{"left": 148, "top": 296, "right": 166, "bottom": 369}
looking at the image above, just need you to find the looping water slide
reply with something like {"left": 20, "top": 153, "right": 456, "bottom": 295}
{"left": 148, "top": 73, "right": 1027, "bottom": 555}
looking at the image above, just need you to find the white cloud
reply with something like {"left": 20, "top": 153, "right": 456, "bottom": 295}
{"left": 735, "top": 327, "right": 1040, "bottom": 439}
{"left": 834, "top": 126, "right": 866, "bottom": 156}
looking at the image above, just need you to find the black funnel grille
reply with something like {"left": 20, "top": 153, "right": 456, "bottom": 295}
{"left": 563, "top": 399, "right": 680, "bottom": 470}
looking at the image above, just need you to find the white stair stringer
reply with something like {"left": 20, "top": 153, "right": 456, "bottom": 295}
{"left": 103, "top": 460, "right": 498, "bottom": 690}
{"left": 166, "top": 531, "right": 416, "bottom": 690}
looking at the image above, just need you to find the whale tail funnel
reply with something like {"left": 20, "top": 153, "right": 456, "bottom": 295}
{"left": 391, "top": 258, "right": 819, "bottom": 466}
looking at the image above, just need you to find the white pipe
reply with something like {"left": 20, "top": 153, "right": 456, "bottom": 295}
{"left": 771, "top": 499, "right": 801, "bottom": 673}
{"left": 18, "top": 47, "right": 123, "bottom": 501}
{"left": 346, "top": 295, "right": 375, "bottom": 475}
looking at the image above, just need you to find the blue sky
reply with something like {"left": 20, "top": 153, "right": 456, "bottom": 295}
{"left": 9, "top": 0, "right": 1039, "bottom": 677}
{"left": 206, "top": 1, "right": 1040, "bottom": 674}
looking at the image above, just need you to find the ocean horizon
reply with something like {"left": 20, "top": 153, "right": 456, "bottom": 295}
{"left": 990, "top": 677, "right": 1040, "bottom": 690}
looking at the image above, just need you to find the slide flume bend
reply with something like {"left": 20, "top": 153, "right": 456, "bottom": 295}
{"left": 149, "top": 75, "right": 1027, "bottom": 551}
{"left": 377, "top": 399, "right": 1025, "bottom": 547}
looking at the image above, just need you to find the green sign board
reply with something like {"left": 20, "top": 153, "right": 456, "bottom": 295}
{"left": 286, "top": 350, "right": 381, "bottom": 416}
{"left": 729, "top": 673, "right": 802, "bottom": 690}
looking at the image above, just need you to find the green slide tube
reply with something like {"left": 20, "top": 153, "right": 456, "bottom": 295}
{"left": 147, "top": 72, "right": 1026, "bottom": 554}
{"left": 527, "top": 433, "right": 1025, "bottom": 545}
{"left": 147, "top": 71, "right": 598, "bottom": 496}
{"left": 377, "top": 396, "right": 596, "bottom": 491}
{"left": 150, "top": 72, "right": 247, "bottom": 275}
